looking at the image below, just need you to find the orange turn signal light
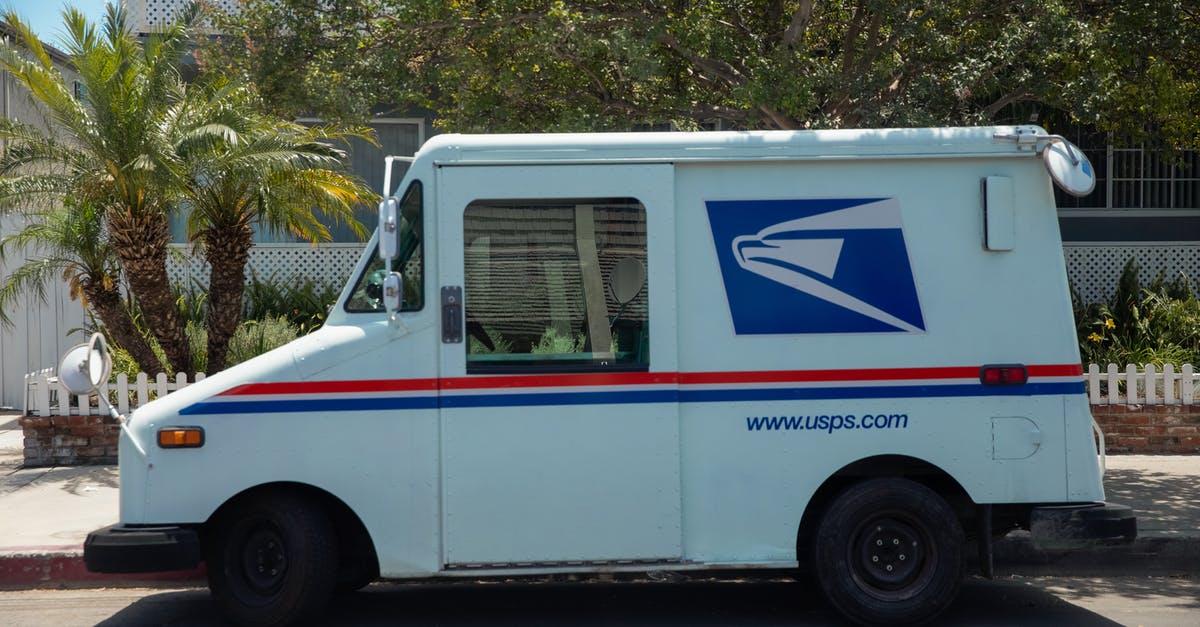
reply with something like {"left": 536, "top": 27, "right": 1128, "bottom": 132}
{"left": 157, "top": 427, "right": 205, "bottom": 449}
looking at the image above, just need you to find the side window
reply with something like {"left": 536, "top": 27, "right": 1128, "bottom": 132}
{"left": 345, "top": 181, "right": 424, "bottom": 312}
{"left": 464, "top": 198, "right": 649, "bottom": 373}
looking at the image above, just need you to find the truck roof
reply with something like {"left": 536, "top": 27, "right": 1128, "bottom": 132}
{"left": 418, "top": 125, "right": 1047, "bottom": 165}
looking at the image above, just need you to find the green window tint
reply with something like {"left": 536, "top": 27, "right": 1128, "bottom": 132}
{"left": 464, "top": 198, "right": 649, "bottom": 374}
{"left": 345, "top": 181, "right": 424, "bottom": 312}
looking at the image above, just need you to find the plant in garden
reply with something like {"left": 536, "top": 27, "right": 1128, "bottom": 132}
{"left": 0, "top": 4, "right": 212, "bottom": 373}
{"left": 1076, "top": 258, "right": 1200, "bottom": 366}
{"left": 1, "top": 4, "right": 373, "bottom": 375}
{"left": 0, "top": 200, "right": 165, "bottom": 373}
{"left": 174, "top": 79, "right": 375, "bottom": 373}
{"left": 242, "top": 272, "right": 343, "bottom": 335}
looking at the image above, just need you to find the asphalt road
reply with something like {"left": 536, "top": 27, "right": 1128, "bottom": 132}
{"left": 0, "top": 574, "right": 1196, "bottom": 626}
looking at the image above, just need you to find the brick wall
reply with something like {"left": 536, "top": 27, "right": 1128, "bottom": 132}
{"left": 19, "top": 415, "right": 119, "bottom": 467}
{"left": 1093, "top": 405, "right": 1200, "bottom": 454}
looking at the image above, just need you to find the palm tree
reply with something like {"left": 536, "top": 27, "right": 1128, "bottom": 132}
{"left": 177, "top": 81, "right": 375, "bottom": 372}
{"left": 0, "top": 201, "right": 165, "bottom": 373}
{"left": 0, "top": 5, "right": 206, "bottom": 373}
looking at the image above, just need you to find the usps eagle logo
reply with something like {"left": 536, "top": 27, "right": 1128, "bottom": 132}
{"left": 705, "top": 198, "right": 925, "bottom": 334}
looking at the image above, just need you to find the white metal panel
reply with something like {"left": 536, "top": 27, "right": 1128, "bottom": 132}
{"left": 673, "top": 158, "right": 1084, "bottom": 563}
{"left": 436, "top": 164, "right": 681, "bottom": 564}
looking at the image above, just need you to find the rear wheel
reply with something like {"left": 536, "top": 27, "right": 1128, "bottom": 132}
{"left": 812, "top": 478, "right": 963, "bottom": 625}
{"left": 207, "top": 492, "right": 338, "bottom": 627}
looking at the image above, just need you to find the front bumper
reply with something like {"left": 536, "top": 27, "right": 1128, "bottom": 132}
{"left": 84, "top": 524, "right": 202, "bottom": 573}
{"left": 1029, "top": 502, "right": 1137, "bottom": 550}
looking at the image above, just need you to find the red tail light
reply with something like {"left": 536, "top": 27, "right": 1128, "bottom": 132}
{"left": 980, "top": 364, "right": 1028, "bottom": 386}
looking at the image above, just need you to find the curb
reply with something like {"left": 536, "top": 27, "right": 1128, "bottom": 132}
{"left": 0, "top": 549, "right": 205, "bottom": 589}
{"left": 991, "top": 534, "right": 1200, "bottom": 576}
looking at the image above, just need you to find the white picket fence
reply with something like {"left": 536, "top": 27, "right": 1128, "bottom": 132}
{"left": 1086, "top": 363, "right": 1198, "bottom": 406}
{"left": 23, "top": 368, "right": 206, "bottom": 417}
{"left": 20, "top": 363, "right": 1200, "bottom": 416}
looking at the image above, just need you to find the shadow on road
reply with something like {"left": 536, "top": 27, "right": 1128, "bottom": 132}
{"left": 95, "top": 575, "right": 1123, "bottom": 626}
{"left": 1104, "top": 465, "right": 1200, "bottom": 537}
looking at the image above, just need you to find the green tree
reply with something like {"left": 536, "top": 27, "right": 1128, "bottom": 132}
{"left": 176, "top": 80, "right": 375, "bottom": 373}
{"left": 1075, "top": 0, "right": 1199, "bottom": 147}
{"left": 0, "top": 200, "right": 166, "bottom": 373}
{"left": 0, "top": 5, "right": 203, "bottom": 372}
{"left": 204, "top": 0, "right": 1199, "bottom": 146}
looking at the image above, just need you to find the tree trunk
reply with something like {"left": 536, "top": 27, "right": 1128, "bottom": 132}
{"left": 82, "top": 280, "right": 165, "bottom": 375}
{"left": 202, "top": 222, "right": 253, "bottom": 374}
{"left": 107, "top": 209, "right": 193, "bottom": 374}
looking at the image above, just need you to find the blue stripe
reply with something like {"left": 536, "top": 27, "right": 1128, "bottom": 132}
{"left": 180, "top": 382, "right": 1084, "bottom": 415}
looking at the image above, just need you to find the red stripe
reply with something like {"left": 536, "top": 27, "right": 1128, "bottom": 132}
{"left": 1028, "top": 363, "right": 1083, "bottom": 377}
{"left": 222, "top": 378, "right": 439, "bottom": 396}
{"left": 219, "top": 364, "right": 1082, "bottom": 397}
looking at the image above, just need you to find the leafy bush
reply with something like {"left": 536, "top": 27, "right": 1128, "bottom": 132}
{"left": 226, "top": 316, "right": 303, "bottom": 365}
{"left": 1075, "top": 259, "right": 1200, "bottom": 366}
{"left": 243, "top": 271, "right": 340, "bottom": 334}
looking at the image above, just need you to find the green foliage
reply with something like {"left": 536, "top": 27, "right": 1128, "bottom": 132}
{"left": 110, "top": 316, "right": 303, "bottom": 375}
{"left": 532, "top": 328, "right": 585, "bottom": 355}
{"left": 1076, "top": 259, "right": 1200, "bottom": 366}
{"left": 227, "top": 317, "right": 303, "bottom": 365}
{"left": 242, "top": 272, "right": 341, "bottom": 334}
{"left": 187, "top": 316, "right": 303, "bottom": 369}
{"left": 468, "top": 325, "right": 513, "bottom": 355}
{"left": 1, "top": 4, "right": 373, "bottom": 374}
{"left": 203, "top": 0, "right": 1198, "bottom": 146}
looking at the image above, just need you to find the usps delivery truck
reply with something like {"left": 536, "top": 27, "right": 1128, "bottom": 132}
{"left": 71, "top": 126, "right": 1134, "bottom": 626}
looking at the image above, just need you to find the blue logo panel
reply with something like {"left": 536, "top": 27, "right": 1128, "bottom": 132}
{"left": 706, "top": 198, "right": 925, "bottom": 334}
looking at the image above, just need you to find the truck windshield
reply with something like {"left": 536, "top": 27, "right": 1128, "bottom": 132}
{"left": 344, "top": 180, "right": 424, "bottom": 312}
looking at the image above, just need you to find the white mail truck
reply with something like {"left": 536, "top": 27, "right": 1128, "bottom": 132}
{"left": 72, "top": 126, "right": 1134, "bottom": 626}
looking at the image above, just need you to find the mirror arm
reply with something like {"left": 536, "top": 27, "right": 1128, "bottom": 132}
{"left": 1037, "top": 135, "right": 1080, "bottom": 166}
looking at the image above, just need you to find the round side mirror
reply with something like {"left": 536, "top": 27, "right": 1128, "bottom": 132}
{"left": 609, "top": 258, "right": 647, "bottom": 305}
{"left": 1042, "top": 139, "right": 1096, "bottom": 197}
{"left": 58, "top": 332, "right": 112, "bottom": 395}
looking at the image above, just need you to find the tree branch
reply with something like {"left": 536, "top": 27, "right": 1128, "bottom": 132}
{"left": 983, "top": 89, "right": 1034, "bottom": 118}
{"left": 782, "top": 0, "right": 814, "bottom": 48}
{"left": 659, "top": 33, "right": 747, "bottom": 88}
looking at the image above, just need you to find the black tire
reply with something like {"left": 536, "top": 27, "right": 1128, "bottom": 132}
{"left": 334, "top": 559, "right": 378, "bottom": 594}
{"left": 207, "top": 492, "right": 338, "bottom": 627}
{"left": 812, "top": 478, "right": 964, "bottom": 626}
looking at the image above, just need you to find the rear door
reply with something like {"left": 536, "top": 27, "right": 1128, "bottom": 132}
{"left": 436, "top": 163, "right": 681, "bottom": 567}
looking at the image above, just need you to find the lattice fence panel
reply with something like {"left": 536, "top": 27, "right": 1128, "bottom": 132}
{"left": 1065, "top": 244, "right": 1200, "bottom": 304}
{"left": 167, "top": 244, "right": 368, "bottom": 291}
{"left": 134, "top": 0, "right": 238, "bottom": 33}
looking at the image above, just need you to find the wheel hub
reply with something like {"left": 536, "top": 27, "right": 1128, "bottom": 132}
{"left": 240, "top": 527, "right": 288, "bottom": 595}
{"left": 855, "top": 517, "right": 926, "bottom": 591}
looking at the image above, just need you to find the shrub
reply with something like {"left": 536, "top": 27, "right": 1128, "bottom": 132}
{"left": 1076, "top": 258, "right": 1200, "bottom": 366}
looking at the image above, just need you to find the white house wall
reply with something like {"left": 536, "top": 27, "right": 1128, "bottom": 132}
{"left": 0, "top": 215, "right": 89, "bottom": 409}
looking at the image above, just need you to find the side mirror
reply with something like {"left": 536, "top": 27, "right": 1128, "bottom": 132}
{"left": 59, "top": 332, "right": 112, "bottom": 395}
{"left": 383, "top": 271, "right": 404, "bottom": 314}
{"left": 379, "top": 197, "right": 399, "bottom": 259}
{"left": 609, "top": 258, "right": 647, "bottom": 305}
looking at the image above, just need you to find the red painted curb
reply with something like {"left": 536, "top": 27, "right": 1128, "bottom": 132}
{"left": 0, "top": 552, "right": 204, "bottom": 587}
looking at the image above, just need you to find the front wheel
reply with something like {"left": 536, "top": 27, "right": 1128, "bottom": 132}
{"left": 812, "top": 478, "right": 964, "bottom": 626}
{"left": 207, "top": 492, "right": 338, "bottom": 627}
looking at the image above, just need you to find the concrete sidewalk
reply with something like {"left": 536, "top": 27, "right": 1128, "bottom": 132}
{"left": 0, "top": 412, "right": 202, "bottom": 587}
{"left": 1, "top": 410, "right": 1197, "bottom": 588}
